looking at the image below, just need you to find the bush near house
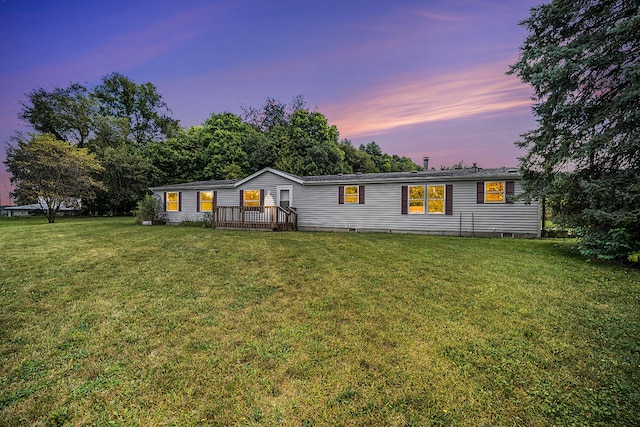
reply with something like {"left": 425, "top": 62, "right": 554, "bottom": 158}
{"left": 1, "top": 217, "right": 638, "bottom": 426}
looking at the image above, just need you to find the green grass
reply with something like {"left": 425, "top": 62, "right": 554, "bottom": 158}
{"left": 1, "top": 217, "right": 639, "bottom": 426}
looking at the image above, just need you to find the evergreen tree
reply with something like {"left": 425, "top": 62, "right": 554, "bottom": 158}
{"left": 509, "top": 0, "right": 640, "bottom": 262}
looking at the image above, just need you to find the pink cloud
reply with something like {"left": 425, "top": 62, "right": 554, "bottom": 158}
{"left": 324, "top": 59, "right": 533, "bottom": 140}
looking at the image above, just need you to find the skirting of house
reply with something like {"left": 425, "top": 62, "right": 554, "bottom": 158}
{"left": 297, "top": 226, "right": 538, "bottom": 238}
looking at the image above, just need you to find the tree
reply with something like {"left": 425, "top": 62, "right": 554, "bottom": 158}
{"left": 200, "top": 113, "right": 251, "bottom": 180}
{"left": 275, "top": 110, "right": 345, "bottom": 176}
{"left": 16, "top": 75, "right": 180, "bottom": 214}
{"left": 241, "top": 95, "right": 306, "bottom": 132}
{"left": 19, "top": 84, "right": 96, "bottom": 147}
{"left": 361, "top": 142, "right": 391, "bottom": 172}
{"left": 242, "top": 130, "right": 279, "bottom": 173}
{"left": 509, "top": 0, "right": 640, "bottom": 262}
{"left": 389, "top": 154, "right": 421, "bottom": 172}
{"left": 4, "top": 133, "right": 105, "bottom": 223}
{"left": 339, "top": 139, "right": 377, "bottom": 173}
{"left": 86, "top": 144, "right": 152, "bottom": 215}
{"left": 93, "top": 72, "right": 179, "bottom": 147}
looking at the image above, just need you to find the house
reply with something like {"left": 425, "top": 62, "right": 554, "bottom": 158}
{"left": 150, "top": 167, "right": 541, "bottom": 238}
{"left": 5, "top": 198, "right": 81, "bottom": 217}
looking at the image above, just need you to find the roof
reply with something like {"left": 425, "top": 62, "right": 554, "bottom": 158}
{"left": 302, "top": 167, "right": 520, "bottom": 184}
{"left": 6, "top": 203, "right": 79, "bottom": 211}
{"left": 151, "top": 167, "right": 521, "bottom": 190}
{"left": 151, "top": 178, "right": 238, "bottom": 190}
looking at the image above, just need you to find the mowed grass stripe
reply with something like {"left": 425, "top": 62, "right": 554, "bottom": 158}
{"left": 0, "top": 217, "right": 638, "bottom": 426}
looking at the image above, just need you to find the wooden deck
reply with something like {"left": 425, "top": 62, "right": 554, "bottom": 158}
{"left": 212, "top": 206, "right": 297, "bottom": 231}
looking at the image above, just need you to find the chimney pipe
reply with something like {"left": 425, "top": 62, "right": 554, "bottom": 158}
{"left": 423, "top": 157, "right": 429, "bottom": 171}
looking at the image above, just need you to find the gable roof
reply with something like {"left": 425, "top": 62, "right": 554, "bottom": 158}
{"left": 234, "top": 167, "right": 304, "bottom": 186}
{"left": 151, "top": 167, "right": 521, "bottom": 191}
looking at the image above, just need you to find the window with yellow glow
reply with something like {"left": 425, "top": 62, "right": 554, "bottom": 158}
{"left": 485, "top": 181, "right": 505, "bottom": 203}
{"left": 345, "top": 186, "right": 359, "bottom": 203}
{"left": 427, "top": 185, "right": 445, "bottom": 214}
{"left": 409, "top": 185, "right": 425, "bottom": 214}
{"left": 200, "top": 191, "right": 213, "bottom": 211}
{"left": 167, "top": 192, "right": 179, "bottom": 211}
{"left": 244, "top": 190, "right": 260, "bottom": 207}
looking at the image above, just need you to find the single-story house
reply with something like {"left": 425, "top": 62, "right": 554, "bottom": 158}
{"left": 151, "top": 167, "right": 541, "bottom": 238}
{"left": 5, "top": 198, "right": 81, "bottom": 217}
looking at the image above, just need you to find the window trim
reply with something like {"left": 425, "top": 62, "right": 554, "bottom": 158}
{"left": 165, "top": 191, "right": 181, "bottom": 212}
{"left": 338, "top": 185, "right": 365, "bottom": 204}
{"left": 277, "top": 185, "right": 293, "bottom": 209}
{"left": 344, "top": 185, "right": 359, "bottom": 204}
{"left": 477, "top": 181, "right": 515, "bottom": 204}
{"left": 198, "top": 191, "right": 214, "bottom": 212}
{"left": 484, "top": 181, "right": 506, "bottom": 204}
{"left": 241, "top": 189, "right": 263, "bottom": 207}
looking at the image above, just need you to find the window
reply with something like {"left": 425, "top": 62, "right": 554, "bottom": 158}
{"left": 345, "top": 186, "right": 359, "bottom": 203}
{"left": 485, "top": 181, "right": 505, "bottom": 203}
{"left": 477, "top": 181, "right": 514, "bottom": 204}
{"left": 427, "top": 185, "right": 445, "bottom": 214}
{"left": 409, "top": 185, "right": 424, "bottom": 214}
{"left": 402, "top": 184, "right": 453, "bottom": 215}
{"left": 166, "top": 192, "right": 180, "bottom": 211}
{"left": 338, "top": 185, "right": 365, "bottom": 204}
{"left": 199, "top": 191, "right": 213, "bottom": 211}
{"left": 243, "top": 189, "right": 260, "bottom": 207}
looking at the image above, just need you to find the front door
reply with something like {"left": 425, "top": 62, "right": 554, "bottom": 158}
{"left": 277, "top": 186, "right": 293, "bottom": 209}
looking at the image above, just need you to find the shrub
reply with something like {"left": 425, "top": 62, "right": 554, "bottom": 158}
{"left": 134, "top": 194, "right": 163, "bottom": 224}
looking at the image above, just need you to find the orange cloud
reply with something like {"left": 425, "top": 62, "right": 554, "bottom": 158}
{"left": 325, "top": 60, "right": 533, "bottom": 139}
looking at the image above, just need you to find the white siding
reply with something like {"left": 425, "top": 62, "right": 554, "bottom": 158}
{"left": 295, "top": 180, "right": 539, "bottom": 237}
{"left": 235, "top": 173, "right": 304, "bottom": 206}
{"left": 152, "top": 170, "right": 540, "bottom": 237}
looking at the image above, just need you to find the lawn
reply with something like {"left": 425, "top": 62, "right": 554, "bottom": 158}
{"left": 1, "top": 217, "right": 638, "bottom": 426}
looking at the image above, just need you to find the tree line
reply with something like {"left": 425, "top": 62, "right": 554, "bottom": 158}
{"left": 5, "top": 73, "right": 420, "bottom": 217}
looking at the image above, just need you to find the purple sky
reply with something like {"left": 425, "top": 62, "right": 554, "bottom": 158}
{"left": 0, "top": 0, "right": 542, "bottom": 206}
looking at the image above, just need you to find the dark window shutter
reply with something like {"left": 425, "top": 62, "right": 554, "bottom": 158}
{"left": 445, "top": 184, "right": 453, "bottom": 215}
{"left": 476, "top": 182, "right": 484, "bottom": 204}
{"left": 401, "top": 186, "right": 408, "bottom": 214}
{"left": 506, "top": 181, "right": 515, "bottom": 204}
{"left": 213, "top": 191, "right": 217, "bottom": 209}
{"left": 178, "top": 192, "right": 182, "bottom": 211}
{"left": 163, "top": 192, "right": 167, "bottom": 211}
{"left": 196, "top": 191, "right": 200, "bottom": 212}
{"left": 359, "top": 185, "right": 365, "bottom": 204}
{"left": 239, "top": 190, "right": 244, "bottom": 206}
{"left": 338, "top": 186, "right": 344, "bottom": 204}
{"left": 260, "top": 189, "right": 265, "bottom": 206}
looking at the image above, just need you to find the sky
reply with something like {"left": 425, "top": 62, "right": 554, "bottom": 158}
{"left": 0, "top": 0, "right": 542, "bottom": 206}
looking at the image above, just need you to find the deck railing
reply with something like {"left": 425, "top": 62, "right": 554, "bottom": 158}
{"left": 212, "top": 206, "right": 297, "bottom": 231}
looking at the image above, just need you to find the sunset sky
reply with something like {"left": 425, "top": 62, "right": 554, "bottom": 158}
{"left": 0, "top": 0, "right": 542, "bottom": 206}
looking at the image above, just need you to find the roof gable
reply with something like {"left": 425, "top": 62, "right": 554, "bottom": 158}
{"left": 233, "top": 168, "right": 304, "bottom": 187}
